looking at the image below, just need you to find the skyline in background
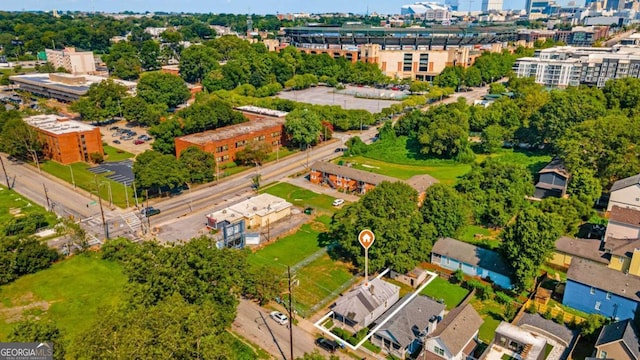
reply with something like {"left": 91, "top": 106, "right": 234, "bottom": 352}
{"left": 5, "top": 0, "right": 554, "bottom": 16}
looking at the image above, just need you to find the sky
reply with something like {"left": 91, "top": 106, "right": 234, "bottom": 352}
{"left": 4, "top": 0, "right": 529, "bottom": 15}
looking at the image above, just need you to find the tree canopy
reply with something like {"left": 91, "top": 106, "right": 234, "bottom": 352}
{"left": 70, "top": 79, "right": 128, "bottom": 121}
{"left": 421, "top": 183, "right": 469, "bottom": 238}
{"left": 136, "top": 72, "right": 191, "bottom": 109}
{"left": 284, "top": 109, "right": 323, "bottom": 148}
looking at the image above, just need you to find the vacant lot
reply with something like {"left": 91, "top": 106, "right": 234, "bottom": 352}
{"left": 0, "top": 255, "right": 126, "bottom": 341}
{"left": 275, "top": 85, "right": 402, "bottom": 113}
{"left": 261, "top": 183, "right": 337, "bottom": 214}
{"left": 420, "top": 276, "right": 469, "bottom": 310}
{"left": 0, "top": 186, "right": 57, "bottom": 236}
{"left": 248, "top": 216, "right": 331, "bottom": 271}
{"left": 41, "top": 161, "right": 134, "bottom": 208}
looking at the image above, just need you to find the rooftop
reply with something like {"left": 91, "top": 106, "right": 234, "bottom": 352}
{"left": 374, "top": 295, "right": 445, "bottom": 348}
{"left": 603, "top": 237, "right": 640, "bottom": 258}
{"left": 9, "top": 73, "right": 136, "bottom": 95}
{"left": 495, "top": 322, "right": 547, "bottom": 360}
{"left": 567, "top": 258, "right": 640, "bottom": 301}
{"left": 332, "top": 278, "right": 400, "bottom": 325}
{"left": 431, "top": 237, "right": 513, "bottom": 277}
{"left": 177, "top": 117, "right": 284, "bottom": 145}
{"left": 235, "top": 105, "right": 288, "bottom": 118}
{"left": 538, "top": 158, "right": 570, "bottom": 179}
{"left": 517, "top": 313, "right": 578, "bottom": 347}
{"left": 555, "top": 236, "right": 607, "bottom": 264}
{"left": 609, "top": 205, "right": 640, "bottom": 227}
{"left": 24, "top": 114, "right": 97, "bottom": 135}
{"left": 610, "top": 173, "right": 640, "bottom": 192}
{"left": 430, "top": 303, "right": 483, "bottom": 356}
{"left": 205, "top": 193, "right": 292, "bottom": 224}
{"left": 311, "top": 161, "right": 399, "bottom": 186}
{"left": 595, "top": 319, "right": 640, "bottom": 360}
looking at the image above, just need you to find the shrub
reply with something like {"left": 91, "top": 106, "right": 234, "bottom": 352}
{"left": 465, "top": 279, "right": 493, "bottom": 300}
{"left": 90, "top": 152, "right": 104, "bottom": 164}
{"left": 504, "top": 304, "right": 517, "bottom": 321}
{"left": 543, "top": 308, "right": 554, "bottom": 320}
{"left": 526, "top": 302, "right": 537, "bottom": 314}
{"left": 495, "top": 291, "right": 513, "bottom": 305}
{"left": 451, "top": 269, "right": 464, "bottom": 284}
{"left": 554, "top": 310, "right": 565, "bottom": 324}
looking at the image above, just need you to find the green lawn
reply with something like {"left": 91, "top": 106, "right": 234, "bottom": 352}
{"left": 292, "top": 254, "right": 354, "bottom": 316}
{"left": 261, "top": 182, "right": 337, "bottom": 213}
{"left": 0, "top": 254, "right": 126, "bottom": 341}
{"left": 420, "top": 276, "right": 469, "bottom": 310}
{"left": 247, "top": 217, "right": 329, "bottom": 271}
{"left": 0, "top": 185, "right": 57, "bottom": 235}
{"left": 457, "top": 225, "right": 501, "bottom": 250}
{"left": 41, "top": 161, "right": 134, "bottom": 208}
{"left": 341, "top": 155, "right": 471, "bottom": 183}
{"left": 470, "top": 296, "right": 513, "bottom": 343}
{"left": 103, "top": 145, "right": 134, "bottom": 162}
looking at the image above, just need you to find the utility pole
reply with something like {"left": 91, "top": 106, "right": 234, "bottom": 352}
{"left": 287, "top": 266, "right": 294, "bottom": 360}
{"left": 0, "top": 156, "right": 11, "bottom": 189}
{"left": 94, "top": 176, "right": 108, "bottom": 240}
{"left": 145, "top": 189, "right": 151, "bottom": 230}
{"left": 132, "top": 182, "right": 139, "bottom": 208}
{"left": 42, "top": 183, "right": 50, "bottom": 211}
{"left": 124, "top": 183, "right": 129, "bottom": 208}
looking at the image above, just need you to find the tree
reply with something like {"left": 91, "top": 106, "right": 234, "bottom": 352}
{"left": 179, "top": 45, "right": 220, "bottom": 83}
{"left": 480, "top": 124, "right": 506, "bottom": 153}
{"left": 137, "top": 72, "right": 190, "bottom": 109}
{"left": 139, "top": 40, "right": 160, "bottom": 71}
{"left": 0, "top": 236, "right": 59, "bottom": 285}
{"left": 489, "top": 82, "right": 507, "bottom": 94}
{"left": 104, "top": 41, "right": 141, "bottom": 80}
{"left": 539, "top": 197, "right": 592, "bottom": 236}
{"left": 9, "top": 321, "right": 65, "bottom": 360}
{"left": 242, "top": 264, "right": 282, "bottom": 305}
{"left": 420, "top": 184, "right": 469, "bottom": 238}
{"left": 330, "top": 182, "right": 436, "bottom": 273}
{"left": 178, "top": 146, "right": 215, "bottom": 184}
{"left": 501, "top": 207, "right": 562, "bottom": 290}
{"left": 70, "top": 79, "right": 128, "bottom": 122}
{"left": 133, "top": 150, "right": 187, "bottom": 194}
{"left": 433, "top": 66, "right": 464, "bottom": 89}
{"left": 456, "top": 160, "right": 534, "bottom": 228}
{"left": 235, "top": 141, "right": 271, "bottom": 166}
{"left": 0, "top": 118, "right": 43, "bottom": 163}
{"left": 567, "top": 168, "right": 602, "bottom": 206}
{"left": 464, "top": 67, "right": 483, "bottom": 87}
{"left": 284, "top": 109, "right": 323, "bottom": 148}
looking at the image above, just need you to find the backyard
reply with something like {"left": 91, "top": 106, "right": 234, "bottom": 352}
{"left": 0, "top": 254, "right": 126, "bottom": 341}
{"left": 420, "top": 276, "right": 469, "bottom": 310}
{"left": 0, "top": 185, "right": 57, "bottom": 236}
{"left": 261, "top": 182, "right": 337, "bottom": 214}
{"left": 40, "top": 161, "right": 134, "bottom": 208}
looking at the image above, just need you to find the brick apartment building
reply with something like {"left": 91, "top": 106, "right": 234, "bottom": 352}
{"left": 310, "top": 161, "right": 399, "bottom": 194}
{"left": 174, "top": 106, "right": 288, "bottom": 165}
{"left": 24, "top": 114, "right": 104, "bottom": 164}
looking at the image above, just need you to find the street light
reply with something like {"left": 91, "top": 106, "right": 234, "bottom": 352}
{"left": 68, "top": 165, "right": 76, "bottom": 188}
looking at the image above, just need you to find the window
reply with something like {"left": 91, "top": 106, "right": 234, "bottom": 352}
{"left": 606, "top": 292, "right": 611, "bottom": 300}
{"left": 403, "top": 53, "right": 413, "bottom": 72}
{"left": 590, "top": 287, "right": 595, "bottom": 295}
{"left": 600, "top": 350, "right": 608, "bottom": 359}
{"left": 595, "top": 301, "right": 601, "bottom": 310}
{"left": 434, "top": 347, "right": 445, "bottom": 356}
{"left": 445, "top": 257, "right": 450, "bottom": 265}
{"left": 419, "top": 53, "right": 429, "bottom": 72}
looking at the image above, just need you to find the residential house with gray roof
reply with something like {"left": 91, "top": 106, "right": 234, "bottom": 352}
{"left": 421, "top": 303, "right": 483, "bottom": 360}
{"left": 331, "top": 278, "right": 400, "bottom": 330}
{"left": 608, "top": 173, "right": 640, "bottom": 212}
{"left": 534, "top": 158, "right": 570, "bottom": 200}
{"left": 594, "top": 319, "right": 640, "bottom": 360}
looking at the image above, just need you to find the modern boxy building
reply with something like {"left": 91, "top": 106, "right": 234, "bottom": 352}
{"left": 44, "top": 47, "right": 96, "bottom": 75}
{"left": 174, "top": 106, "right": 288, "bottom": 165}
{"left": 24, "top": 114, "right": 104, "bottom": 164}
{"left": 10, "top": 73, "right": 136, "bottom": 102}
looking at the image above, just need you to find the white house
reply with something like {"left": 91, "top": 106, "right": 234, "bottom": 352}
{"left": 608, "top": 173, "right": 640, "bottom": 212}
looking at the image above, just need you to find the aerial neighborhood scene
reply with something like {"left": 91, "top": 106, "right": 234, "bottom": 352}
{"left": 2, "top": 0, "right": 640, "bottom": 358}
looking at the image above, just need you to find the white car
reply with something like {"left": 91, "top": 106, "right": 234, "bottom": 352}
{"left": 270, "top": 311, "right": 288, "bottom": 325}
{"left": 332, "top": 199, "right": 345, "bottom": 207}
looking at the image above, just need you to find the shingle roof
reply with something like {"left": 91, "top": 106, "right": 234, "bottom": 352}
{"left": 609, "top": 206, "right": 640, "bottom": 227}
{"left": 610, "top": 173, "right": 640, "bottom": 192}
{"left": 595, "top": 319, "right": 640, "bottom": 360}
{"left": 332, "top": 278, "right": 400, "bottom": 326}
{"left": 517, "top": 313, "right": 578, "bottom": 347}
{"left": 555, "top": 236, "right": 608, "bottom": 264}
{"left": 311, "top": 161, "right": 399, "bottom": 186}
{"left": 431, "top": 237, "right": 513, "bottom": 277}
{"left": 538, "top": 158, "right": 570, "bottom": 179}
{"left": 603, "top": 237, "right": 640, "bottom": 258}
{"left": 374, "top": 295, "right": 445, "bottom": 348}
{"left": 566, "top": 258, "right": 640, "bottom": 301}
{"left": 430, "top": 303, "right": 483, "bottom": 356}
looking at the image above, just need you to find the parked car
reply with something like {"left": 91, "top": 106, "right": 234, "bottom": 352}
{"left": 140, "top": 207, "right": 161, "bottom": 217}
{"left": 109, "top": 126, "right": 119, "bottom": 131}
{"left": 134, "top": 139, "right": 145, "bottom": 145}
{"left": 269, "top": 311, "right": 288, "bottom": 325}
{"left": 120, "top": 135, "right": 133, "bottom": 141}
{"left": 113, "top": 140, "right": 121, "bottom": 144}
{"left": 316, "top": 338, "right": 339, "bottom": 353}
{"left": 332, "top": 199, "right": 345, "bottom": 206}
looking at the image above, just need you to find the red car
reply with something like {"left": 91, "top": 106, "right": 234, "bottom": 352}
{"left": 134, "top": 139, "right": 145, "bottom": 145}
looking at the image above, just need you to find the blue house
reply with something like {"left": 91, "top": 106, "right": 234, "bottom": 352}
{"left": 430, "top": 237, "right": 513, "bottom": 290}
{"left": 563, "top": 258, "right": 640, "bottom": 321}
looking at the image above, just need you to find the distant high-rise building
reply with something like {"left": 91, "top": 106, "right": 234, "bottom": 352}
{"left": 605, "top": 0, "right": 625, "bottom": 10}
{"left": 445, "top": 0, "right": 459, "bottom": 10}
{"left": 482, "top": 0, "right": 503, "bottom": 11}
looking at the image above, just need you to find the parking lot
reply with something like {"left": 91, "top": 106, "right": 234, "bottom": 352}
{"left": 275, "top": 85, "right": 403, "bottom": 113}
{"left": 88, "top": 159, "right": 135, "bottom": 186}
{"left": 99, "top": 120, "right": 153, "bottom": 155}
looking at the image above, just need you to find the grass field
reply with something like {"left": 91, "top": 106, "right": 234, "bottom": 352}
{"left": 420, "top": 276, "right": 469, "bottom": 310}
{"left": 247, "top": 216, "right": 330, "bottom": 271}
{"left": 0, "top": 185, "right": 57, "bottom": 235}
{"left": 471, "top": 297, "right": 506, "bottom": 343}
{"left": 41, "top": 161, "right": 134, "bottom": 208}
{"left": 261, "top": 183, "right": 337, "bottom": 213}
{"left": 458, "top": 225, "right": 501, "bottom": 250}
{"left": 0, "top": 254, "right": 126, "bottom": 341}
{"left": 293, "top": 254, "right": 354, "bottom": 315}
{"left": 103, "top": 145, "right": 134, "bottom": 162}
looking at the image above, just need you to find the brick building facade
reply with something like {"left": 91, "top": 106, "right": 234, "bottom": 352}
{"left": 24, "top": 115, "right": 104, "bottom": 164}
{"left": 174, "top": 106, "right": 288, "bottom": 165}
